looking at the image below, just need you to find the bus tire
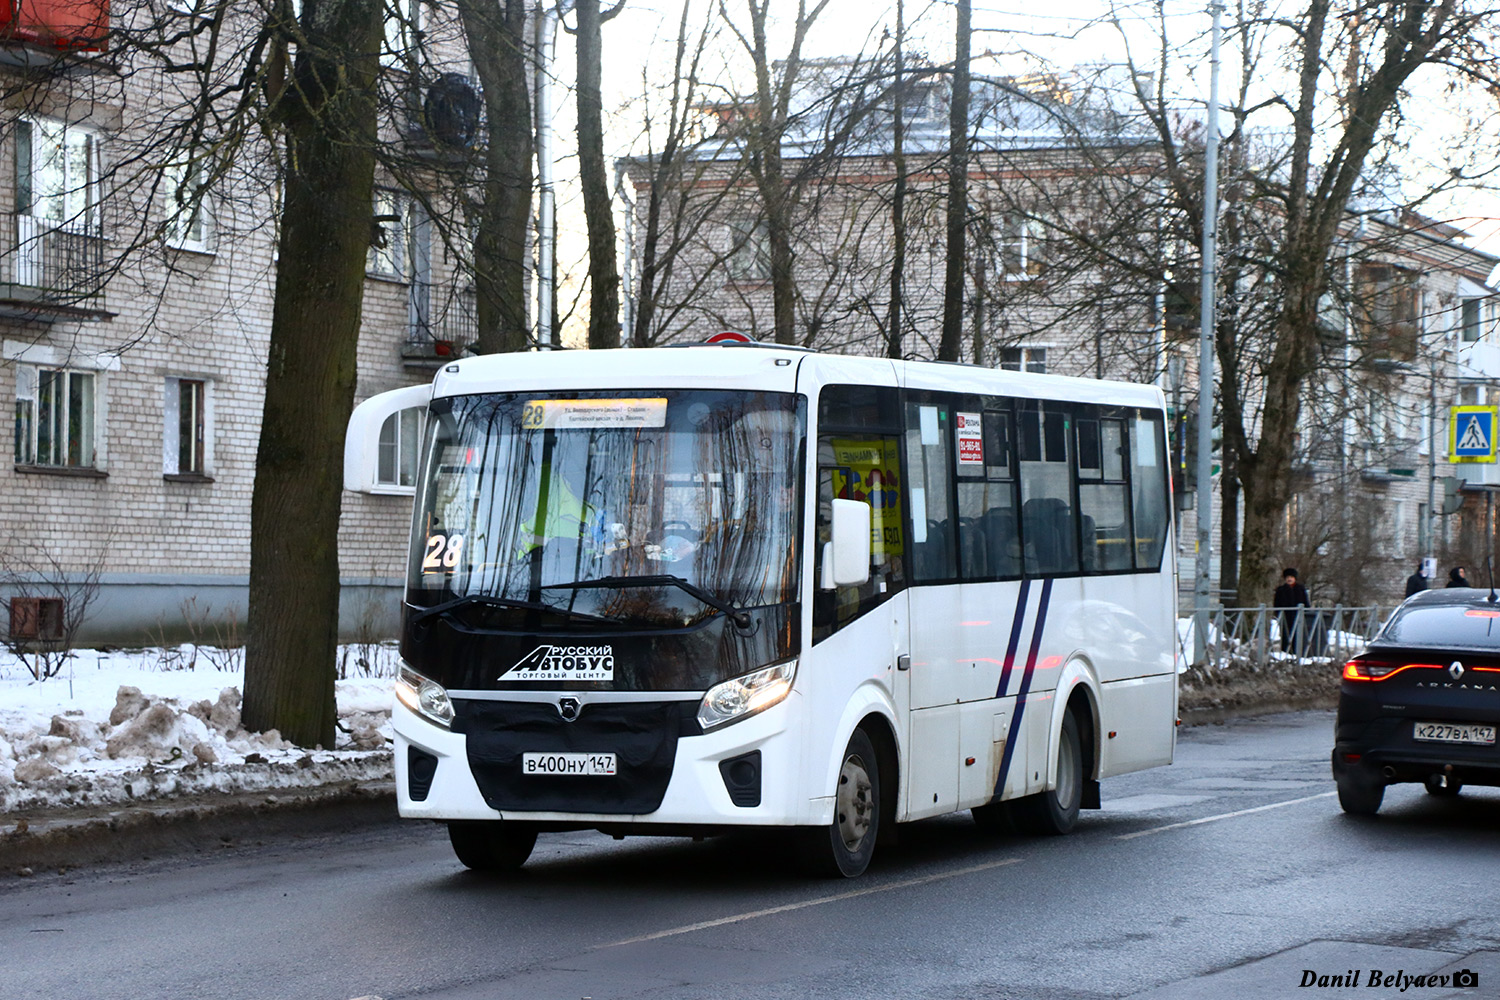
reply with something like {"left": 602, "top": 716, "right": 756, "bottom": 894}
{"left": 1015, "top": 708, "right": 1082, "bottom": 836}
{"left": 447, "top": 820, "right": 538, "bottom": 872}
{"left": 795, "top": 728, "right": 880, "bottom": 878}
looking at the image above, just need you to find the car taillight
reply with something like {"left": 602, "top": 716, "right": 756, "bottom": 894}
{"left": 1343, "top": 660, "right": 1440, "bottom": 681}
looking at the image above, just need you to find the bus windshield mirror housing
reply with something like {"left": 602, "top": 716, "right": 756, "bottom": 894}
{"left": 822, "top": 498, "right": 871, "bottom": 590}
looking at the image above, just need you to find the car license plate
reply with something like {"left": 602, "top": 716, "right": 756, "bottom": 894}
{"left": 522, "top": 752, "right": 617, "bottom": 776}
{"left": 1413, "top": 722, "right": 1496, "bottom": 745}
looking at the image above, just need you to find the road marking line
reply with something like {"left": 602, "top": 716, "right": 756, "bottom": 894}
{"left": 1114, "top": 791, "right": 1337, "bottom": 840}
{"left": 596, "top": 856, "right": 1024, "bottom": 949}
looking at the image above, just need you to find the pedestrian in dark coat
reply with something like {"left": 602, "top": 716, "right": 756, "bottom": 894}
{"left": 1405, "top": 565, "right": 1428, "bottom": 599}
{"left": 1447, "top": 566, "right": 1471, "bottom": 588}
{"left": 1274, "top": 568, "right": 1311, "bottom": 653}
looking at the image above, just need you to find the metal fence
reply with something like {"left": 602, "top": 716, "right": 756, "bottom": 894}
{"left": 1178, "top": 605, "right": 1393, "bottom": 669}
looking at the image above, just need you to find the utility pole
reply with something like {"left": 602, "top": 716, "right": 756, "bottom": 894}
{"left": 1193, "top": 0, "right": 1222, "bottom": 666}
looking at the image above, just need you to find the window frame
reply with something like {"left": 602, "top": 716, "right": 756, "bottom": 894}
{"left": 17, "top": 115, "right": 103, "bottom": 235}
{"left": 999, "top": 346, "right": 1047, "bottom": 374}
{"left": 727, "top": 216, "right": 771, "bottom": 283}
{"left": 163, "top": 376, "right": 213, "bottom": 479}
{"left": 14, "top": 364, "right": 101, "bottom": 470}
{"left": 368, "top": 188, "right": 411, "bottom": 280}
{"left": 373, "top": 405, "right": 423, "bottom": 494}
{"left": 163, "top": 154, "right": 215, "bottom": 253}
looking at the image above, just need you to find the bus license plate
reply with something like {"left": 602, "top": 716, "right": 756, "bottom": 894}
{"left": 1413, "top": 722, "right": 1496, "bottom": 745}
{"left": 522, "top": 752, "right": 617, "bottom": 776}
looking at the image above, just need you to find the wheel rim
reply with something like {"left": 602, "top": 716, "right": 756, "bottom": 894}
{"left": 836, "top": 753, "right": 874, "bottom": 852}
{"left": 1056, "top": 731, "right": 1078, "bottom": 809}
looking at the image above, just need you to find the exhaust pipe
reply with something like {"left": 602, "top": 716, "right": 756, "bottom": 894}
{"left": 1383, "top": 766, "right": 1397, "bottom": 780}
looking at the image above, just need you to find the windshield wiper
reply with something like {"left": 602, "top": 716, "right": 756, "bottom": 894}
{"left": 409, "top": 594, "right": 618, "bottom": 630}
{"left": 541, "top": 574, "right": 752, "bottom": 629}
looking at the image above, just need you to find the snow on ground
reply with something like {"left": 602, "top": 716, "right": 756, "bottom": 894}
{"left": 0, "top": 644, "right": 399, "bottom": 815}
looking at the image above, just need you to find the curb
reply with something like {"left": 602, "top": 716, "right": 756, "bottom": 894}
{"left": 1, "top": 780, "right": 398, "bottom": 872}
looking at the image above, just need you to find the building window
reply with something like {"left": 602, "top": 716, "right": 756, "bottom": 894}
{"left": 382, "top": 0, "right": 422, "bottom": 68}
{"left": 995, "top": 215, "right": 1032, "bottom": 278}
{"left": 369, "top": 189, "right": 410, "bottom": 279}
{"left": 727, "top": 217, "right": 770, "bottom": 282}
{"left": 164, "top": 377, "right": 211, "bottom": 477}
{"left": 17, "top": 117, "right": 101, "bottom": 233}
{"left": 1354, "top": 263, "right": 1419, "bottom": 360}
{"left": 163, "top": 156, "right": 214, "bottom": 251}
{"left": 1000, "top": 347, "right": 1047, "bottom": 374}
{"left": 14, "top": 366, "right": 97, "bottom": 468}
{"left": 377, "top": 407, "right": 421, "bottom": 489}
{"left": 1461, "top": 298, "right": 1482, "bottom": 342}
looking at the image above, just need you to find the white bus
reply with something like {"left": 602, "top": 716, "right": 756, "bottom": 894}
{"left": 345, "top": 344, "right": 1178, "bottom": 877}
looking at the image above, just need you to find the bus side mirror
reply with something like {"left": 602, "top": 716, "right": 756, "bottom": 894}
{"left": 821, "top": 498, "right": 872, "bottom": 590}
{"left": 344, "top": 384, "right": 432, "bottom": 493}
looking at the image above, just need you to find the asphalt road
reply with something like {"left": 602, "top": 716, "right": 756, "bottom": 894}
{"left": 2, "top": 709, "right": 1498, "bottom": 1000}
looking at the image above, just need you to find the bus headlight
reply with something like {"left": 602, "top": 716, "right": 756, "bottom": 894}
{"left": 697, "top": 660, "right": 796, "bottom": 731}
{"left": 396, "top": 665, "right": 454, "bottom": 728}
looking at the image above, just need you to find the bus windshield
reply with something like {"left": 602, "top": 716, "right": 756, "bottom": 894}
{"left": 408, "top": 389, "right": 803, "bottom": 631}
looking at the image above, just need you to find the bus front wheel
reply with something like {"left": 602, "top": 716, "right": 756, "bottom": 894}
{"left": 795, "top": 728, "right": 880, "bottom": 878}
{"left": 1015, "top": 708, "right": 1083, "bottom": 836}
{"left": 448, "top": 820, "right": 538, "bottom": 872}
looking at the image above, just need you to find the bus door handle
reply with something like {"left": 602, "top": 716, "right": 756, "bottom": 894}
{"left": 897, "top": 654, "right": 910, "bottom": 672}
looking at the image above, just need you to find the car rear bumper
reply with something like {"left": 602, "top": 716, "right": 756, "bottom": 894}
{"left": 1333, "top": 709, "right": 1500, "bottom": 787}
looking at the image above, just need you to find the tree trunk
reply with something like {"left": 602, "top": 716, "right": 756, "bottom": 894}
{"left": 576, "top": 0, "right": 621, "bottom": 350}
{"left": 885, "top": 0, "right": 907, "bottom": 360}
{"left": 459, "top": 0, "right": 533, "bottom": 355}
{"left": 937, "top": 0, "right": 970, "bottom": 362}
{"left": 243, "top": 0, "right": 383, "bottom": 749}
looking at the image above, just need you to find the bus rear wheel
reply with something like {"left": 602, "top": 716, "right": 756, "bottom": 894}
{"left": 447, "top": 820, "right": 538, "bottom": 872}
{"left": 1015, "top": 709, "right": 1083, "bottom": 836}
{"left": 795, "top": 728, "right": 880, "bottom": 878}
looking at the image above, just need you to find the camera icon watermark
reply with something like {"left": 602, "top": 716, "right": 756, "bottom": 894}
{"left": 1298, "top": 967, "right": 1479, "bottom": 989}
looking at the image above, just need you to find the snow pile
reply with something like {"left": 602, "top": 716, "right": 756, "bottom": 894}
{"left": 0, "top": 647, "right": 397, "bottom": 814}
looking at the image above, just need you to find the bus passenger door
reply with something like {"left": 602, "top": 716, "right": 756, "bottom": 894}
{"left": 808, "top": 379, "right": 910, "bottom": 821}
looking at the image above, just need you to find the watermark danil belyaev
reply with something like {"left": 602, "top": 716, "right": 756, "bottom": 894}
{"left": 1299, "top": 968, "right": 1478, "bottom": 990}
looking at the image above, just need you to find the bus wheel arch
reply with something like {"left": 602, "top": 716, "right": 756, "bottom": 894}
{"left": 856, "top": 712, "right": 900, "bottom": 847}
{"left": 1065, "top": 683, "right": 1102, "bottom": 810}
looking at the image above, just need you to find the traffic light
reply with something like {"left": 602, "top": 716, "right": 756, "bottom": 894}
{"left": 1439, "top": 476, "right": 1465, "bottom": 515}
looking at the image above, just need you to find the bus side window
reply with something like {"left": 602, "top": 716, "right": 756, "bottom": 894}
{"left": 904, "top": 400, "right": 957, "bottom": 582}
{"left": 957, "top": 406, "right": 1019, "bottom": 580}
{"left": 1078, "top": 410, "right": 1134, "bottom": 572}
{"left": 1132, "top": 410, "right": 1170, "bottom": 570}
{"left": 1018, "top": 403, "right": 1079, "bottom": 576}
{"left": 813, "top": 383, "right": 905, "bottom": 644}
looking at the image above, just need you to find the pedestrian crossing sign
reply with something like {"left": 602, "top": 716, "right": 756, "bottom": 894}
{"left": 1449, "top": 406, "right": 1498, "bottom": 463}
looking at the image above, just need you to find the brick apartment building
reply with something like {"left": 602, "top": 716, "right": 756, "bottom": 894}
{"left": 1, "top": 0, "right": 481, "bottom": 644}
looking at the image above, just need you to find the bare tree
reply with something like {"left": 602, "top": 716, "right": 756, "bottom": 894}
{"left": 244, "top": 0, "right": 386, "bottom": 748}
{"left": 937, "top": 0, "right": 970, "bottom": 362}
{"left": 457, "top": 0, "right": 535, "bottom": 354}
{"left": 571, "top": 0, "right": 626, "bottom": 349}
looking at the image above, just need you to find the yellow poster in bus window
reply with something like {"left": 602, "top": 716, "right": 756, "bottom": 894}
{"left": 829, "top": 438, "right": 902, "bottom": 557}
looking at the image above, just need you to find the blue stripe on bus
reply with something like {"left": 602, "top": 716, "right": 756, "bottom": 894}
{"left": 993, "top": 578, "right": 1053, "bottom": 799}
{"left": 994, "top": 578, "right": 1032, "bottom": 699}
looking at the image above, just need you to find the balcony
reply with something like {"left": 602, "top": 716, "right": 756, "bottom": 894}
{"left": 0, "top": 0, "right": 109, "bottom": 54}
{"left": 0, "top": 214, "right": 112, "bottom": 321}
{"left": 1456, "top": 339, "right": 1500, "bottom": 381}
{"left": 401, "top": 281, "right": 475, "bottom": 367}
{"left": 1360, "top": 437, "right": 1422, "bottom": 481}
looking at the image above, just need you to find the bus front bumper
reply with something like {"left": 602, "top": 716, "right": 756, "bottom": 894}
{"left": 391, "top": 694, "right": 817, "bottom": 827}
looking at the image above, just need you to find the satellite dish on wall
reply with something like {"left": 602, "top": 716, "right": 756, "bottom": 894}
{"left": 423, "top": 73, "right": 481, "bottom": 150}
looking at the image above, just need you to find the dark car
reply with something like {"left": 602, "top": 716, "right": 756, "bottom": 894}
{"left": 1333, "top": 589, "right": 1500, "bottom": 815}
